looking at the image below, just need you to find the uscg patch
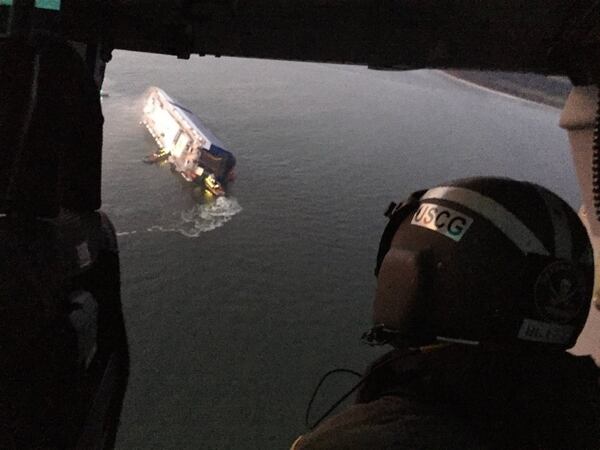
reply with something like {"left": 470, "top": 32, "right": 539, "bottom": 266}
{"left": 411, "top": 203, "right": 473, "bottom": 242}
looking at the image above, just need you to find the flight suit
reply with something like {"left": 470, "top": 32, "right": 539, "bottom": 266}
{"left": 293, "top": 346, "right": 600, "bottom": 449}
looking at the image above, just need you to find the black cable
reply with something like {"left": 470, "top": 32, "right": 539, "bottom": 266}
{"left": 304, "top": 348, "right": 420, "bottom": 431}
{"left": 304, "top": 368, "right": 363, "bottom": 430}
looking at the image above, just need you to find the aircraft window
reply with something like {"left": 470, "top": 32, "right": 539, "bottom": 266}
{"left": 35, "top": 0, "right": 61, "bottom": 10}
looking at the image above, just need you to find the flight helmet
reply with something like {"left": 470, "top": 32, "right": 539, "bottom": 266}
{"left": 367, "top": 177, "right": 594, "bottom": 350}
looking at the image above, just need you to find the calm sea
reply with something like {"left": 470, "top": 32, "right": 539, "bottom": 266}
{"left": 101, "top": 51, "right": 577, "bottom": 449}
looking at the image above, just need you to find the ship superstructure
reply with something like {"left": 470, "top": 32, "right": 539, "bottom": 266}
{"left": 142, "top": 87, "right": 236, "bottom": 196}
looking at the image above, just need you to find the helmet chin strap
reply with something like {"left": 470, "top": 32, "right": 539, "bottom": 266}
{"left": 560, "top": 85, "right": 600, "bottom": 311}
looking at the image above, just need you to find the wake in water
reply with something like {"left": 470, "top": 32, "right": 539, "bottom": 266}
{"left": 146, "top": 196, "right": 242, "bottom": 238}
{"left": 116, "top": 197, "right": 242, "bottom": 238}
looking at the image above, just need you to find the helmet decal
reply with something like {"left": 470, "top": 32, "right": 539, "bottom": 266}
{"left": 411, "top": 203, "right": 473, "bottom": 241}
{"left": 422, "top": 186, "right": 550, "bottom": 255}
{"left": 533, "top": 261, "right": 585, "bottom": 324}
{"left": 517, "top": 319, "right": 574, "bottom": 345}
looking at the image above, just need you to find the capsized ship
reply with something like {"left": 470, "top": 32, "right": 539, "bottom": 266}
{"left": 141, "top": 87, "right": 236, "bottom": 196}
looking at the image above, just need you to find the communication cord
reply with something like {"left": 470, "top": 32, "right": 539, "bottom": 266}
{"left": 305, "top": 348, "right": 423, "bottom": 430}
{"left": 304, "top": 368, "right": 363, "bottom": 430}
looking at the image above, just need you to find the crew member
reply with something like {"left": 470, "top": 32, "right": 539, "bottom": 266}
{"left": 1, "top": 34, "right": 128, "bottom": 448}
{"left": 293, "top": 176, "right": 600, "bottom": 449}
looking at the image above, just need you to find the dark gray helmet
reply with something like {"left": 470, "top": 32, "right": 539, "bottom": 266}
{"left": 369, "top": 177, "right": 593, "bottom": 350}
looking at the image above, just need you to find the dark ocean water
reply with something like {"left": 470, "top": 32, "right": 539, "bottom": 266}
{"left": 101, "top": 52, "right": 580, "bottom": 449}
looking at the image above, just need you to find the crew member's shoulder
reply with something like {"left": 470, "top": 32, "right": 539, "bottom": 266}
{"left": 291, "top": 395, "right": 484, "bottom": 450}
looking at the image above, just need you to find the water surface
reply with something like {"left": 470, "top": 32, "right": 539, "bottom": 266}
{"left": 102, "top": 52, "right": 581, "bottom": 449}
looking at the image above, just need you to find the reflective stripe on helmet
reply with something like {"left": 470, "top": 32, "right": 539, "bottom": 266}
{"left": 421, "top": 186, "right": 550, "bottom": 256}
{"left": 534, "top": 186, "right": 572, "bottom": 260}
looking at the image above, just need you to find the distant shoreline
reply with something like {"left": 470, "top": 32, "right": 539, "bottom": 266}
{"left": 444, "top": 70, "right": 572, "bottom": 109}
